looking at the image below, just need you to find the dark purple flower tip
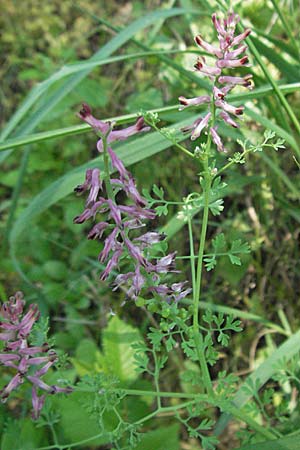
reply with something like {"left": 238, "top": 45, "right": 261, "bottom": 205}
{"left": 73, "top": 208, "right": 92, "bottom": 224}
{"left": 219, "top": 111, "right": 239, "bottom": 128}
{"left": 194, "top": 58, "right": 221, "bottom": 77}
{"left": 231, "top": 28, "right": 251, "bottom": 47}
{"left": 0, "top": 373, "right": 24, "bottom": 402}
{"left": 178, "top": 95, "right": 211, "bottom": 111}
{"left": 78, "top": 102, "right": 92, "bottom": 119}
{"left": 215, "top": 99, "right": 244, "bottom": 116}
{"left": 217, "top": 55, "right": 249, "bottom": 69}
{"left": 74, "top": 169, "right": 93, "bottom": 194}
{"left": 194, "top": 35, "right": 222, "bottom": 58}
{"left": 77, "top": 103, "right": 111, "bottom": 135}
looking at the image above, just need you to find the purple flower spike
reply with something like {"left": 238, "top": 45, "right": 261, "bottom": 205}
{"left": 194, "top": 58, "right": 222, "bottom": 77}
{"left": 98, "top": 227, "right": 119, "bottom": 263}
{"left": 178, "top": 95, "right": 211, "bottom": 111}
{"left": 86, "top": 169, "right": 102, "bottom": 207}
{"left": 87, "top": 222, "right": 109, "bottom": 240}
{"left": 215, "top": 99, "right": 244, "bottom": 116}
{"left": 217, "top": 55, "right": 249, "bottom": 69}
{"left": 191, "top": 112, "right": 212, "bottom": 141}
{"left": 180, "top": 10, "right": 252, "bottom": 149}
{"left": 210, "top": 127, "right": 227, "bottom": 153}
{"left": 78, "top": 103, "right": 111, "bottom": 135}
{"left": 107, "top": 199, "right": 122, "bottom": 226}
{"left": 107, "top": 147, "right": 129, "bottom": 180}
{"left": 32, "top": 387, "right": 46, "bottom": 420}
{"left": 124, "top": 238, "right": 147, "bottom": 267}
{"left": 97, "top": 117, "right": 150, "bottom": 152}
{"left": 150, "top": 252, "right": 179, "bottom": 274}
{"left": 0, "top": 293, "right": 72, "bottom": 418}
{"left": 123, "top": 176, "right": 147, "bottom": 207}
{"left": 219, "top": 111, "right": 239, "bottom": 128}
{"left": 74, "top": 169, "right": 93, "bottom": 194}
{"left": 218, "top": 74, "right": 253, "bottom": 88}
{"left": 134, "top": 232, "right": 166, "bottom": 248}
{"left": 194, "top": 35, "right": 223, "bottom": 58}
{"left": 100, "top": 247, "right": 123, "bottom": 280}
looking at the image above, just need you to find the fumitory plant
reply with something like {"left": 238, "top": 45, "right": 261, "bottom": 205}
{"left": 1, "top": 5, "right": 294, "bottom": 450}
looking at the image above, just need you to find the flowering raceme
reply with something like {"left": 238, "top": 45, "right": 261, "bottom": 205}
{"left": 74, "top": 105, "right": 191, "bottom": 302}
{"left": 179, "top": 11, "right": 252, "bottom": 152}
{"left": 0, "top": 292, "right": 72, "bottom": 419}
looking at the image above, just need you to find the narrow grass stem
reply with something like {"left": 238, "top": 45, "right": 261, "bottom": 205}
{"left": 223, "top": 403, "right": 278, "bottom": 440}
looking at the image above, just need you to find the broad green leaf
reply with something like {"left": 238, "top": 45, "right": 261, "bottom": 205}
{"left": 52, "top": 392, "right": 111, "bottom": 447}
{"left": 1, "top": 418, "right": 44, "bottom": 450}
{"left": 102, "top": 316, "right": 141, "bottom": 383}
{"left": 236, "top": 432, "right": 300, "bottom": 450}
{"left": 214, "top": 329, "right": 300, "bottom": 435}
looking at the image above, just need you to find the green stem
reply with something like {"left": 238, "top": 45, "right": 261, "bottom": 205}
{"left": 101, "top": 133, "right": 114, "bottom": 199}
{"left": 193, "top": 170, "right": 213, "bottom": 397}
{"left": 187, "top": 207, "right": 197, "bottom": 296}
{"left": 121, "top": 388, "right": 209, "bottom": 400}
{"left": 153, "top": 351, "right": 162, "bottom": 409}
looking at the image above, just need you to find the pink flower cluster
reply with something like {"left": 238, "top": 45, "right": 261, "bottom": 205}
{"left": 74, "top": 105, "right": 191, "bottom": 303}
{"left": 179, "top": 11, "right": 252, "bottom": 152}
{"left": 0, "top": 292, "right": 72, "bottom": 419}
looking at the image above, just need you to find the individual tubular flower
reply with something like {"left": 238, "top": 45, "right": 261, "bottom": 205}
{"left": 0, "top": 292, "right": 72, "bottom": 419}
{"left": 179, "top": 10, "right": 252, "bottom": 152}
{"left": 74, "top": 105, "right": 191, "bottom": 303}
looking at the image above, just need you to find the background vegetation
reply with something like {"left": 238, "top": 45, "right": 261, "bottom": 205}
{"left": 0, "top": 0, "right": 299, "bottom": 448}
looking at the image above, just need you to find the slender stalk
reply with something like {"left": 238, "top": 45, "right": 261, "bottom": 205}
{"left": 101, "top": 133, "right": 114, "bottom": 199}
{"left": 187, "top": 207, "right": 197, "bottom": 295}
{"left": 120, "top": 389, "right": 209, "bottom": 400}
{"left": 153, "top": 350, "right": 162, "bottom": 409}
{"left": 193, "top": 169, "right": 213, "bottom": 397}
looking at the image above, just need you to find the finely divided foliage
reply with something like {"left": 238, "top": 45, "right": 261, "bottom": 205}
{"left": 2, "top": 4, "right": 298, "bottom": 450}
